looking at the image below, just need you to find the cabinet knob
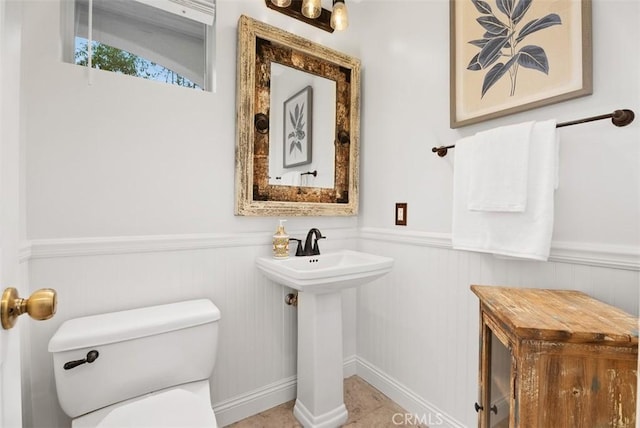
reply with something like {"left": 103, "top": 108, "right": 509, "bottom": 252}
{"left": 474, "top": 402, "right": 498, "bottom": 414}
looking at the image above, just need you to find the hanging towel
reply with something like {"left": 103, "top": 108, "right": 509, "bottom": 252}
{"left": 452, "top": 119, "right": 559, "bottom": 261}
{"left": 468, "top": 121, "right": 534, "bottom": 212}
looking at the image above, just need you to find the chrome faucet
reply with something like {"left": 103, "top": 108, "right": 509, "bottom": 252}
{"left": 301, "top": 228, "right": 325, "bottom": 256}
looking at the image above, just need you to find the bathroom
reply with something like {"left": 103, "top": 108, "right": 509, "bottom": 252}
{"left": 0, "top": 0, "right": 638, "bottom": 427}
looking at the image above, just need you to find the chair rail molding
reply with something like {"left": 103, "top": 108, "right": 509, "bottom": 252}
{"left": 21, "top": 228, "right": 360, "bottom": 259}
{"left": 19, "top": 227, "right": 638, "bottom": 271}
{"left": 359, "top": 227, "right": 640, "bottom": 271}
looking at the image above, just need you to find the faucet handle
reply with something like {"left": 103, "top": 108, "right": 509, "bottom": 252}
{"left": 311, "top": 235, "right": 326, "bottom": 255}
{"left": 290, "top": 238, "right": 304, "bottom": 256}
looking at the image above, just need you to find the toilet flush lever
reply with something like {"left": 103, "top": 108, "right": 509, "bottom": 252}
{"left": 64, "top": 350, "right": 99, "bottom": 370}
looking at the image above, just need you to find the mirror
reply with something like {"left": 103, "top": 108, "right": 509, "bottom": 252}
{"left": 269, "top": 63, "right": 336, "bottom": 189}
{"left": 235, "top": 15, "right": 361, "bottom": 216}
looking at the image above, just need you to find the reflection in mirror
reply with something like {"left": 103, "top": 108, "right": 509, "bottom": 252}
{"left": 269, "top": 63, "right": 336, "bottom": 189}
{"left": 235, "top": 15, "right": 361, "bottom": 216}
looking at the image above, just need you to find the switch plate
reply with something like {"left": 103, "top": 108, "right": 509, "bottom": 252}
{"left": 395, "top": 203, "right": 407, "bottom": 226}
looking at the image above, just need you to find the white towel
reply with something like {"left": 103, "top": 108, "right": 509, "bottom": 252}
{"left": 468, "top": 121, "right": 534, "bottom": 212}
{"left": 452, "top": 119, "right": 558, "bottom": 261}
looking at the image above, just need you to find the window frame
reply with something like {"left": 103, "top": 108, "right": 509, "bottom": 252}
{"left": 61, "top": 0, "right": 216, "bottom": 92}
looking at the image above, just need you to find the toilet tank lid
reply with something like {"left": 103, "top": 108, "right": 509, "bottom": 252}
{"left": 48, "top": 299, "right": 221, "bottom": 353}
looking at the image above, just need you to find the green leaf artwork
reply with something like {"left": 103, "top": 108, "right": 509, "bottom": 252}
{"left": 466, "top": 0, "right": 562, "bottom": 98}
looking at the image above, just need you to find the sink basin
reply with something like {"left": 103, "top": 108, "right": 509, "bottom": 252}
{"left": 256, "top": 250, "right": 394, "bottom": 293}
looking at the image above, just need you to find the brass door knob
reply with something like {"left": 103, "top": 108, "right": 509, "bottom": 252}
{"left": 1, "top": 287, "right": 57, "bottom": 329}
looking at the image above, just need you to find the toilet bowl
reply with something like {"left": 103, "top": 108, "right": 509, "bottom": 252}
{"left": 72, "top": 381, "right": 216, "bottom": 428}
{"left": 48, "top": 299, "right": 221, "bottom": 428}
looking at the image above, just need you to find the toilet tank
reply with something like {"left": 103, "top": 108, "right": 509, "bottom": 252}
{"left": 48, "top": 299, "right": 221, "bottom": 418}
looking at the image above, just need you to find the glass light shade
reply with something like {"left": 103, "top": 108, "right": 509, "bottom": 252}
{"left": 302, "top": 0, "right": 322, "bottom": 19}
{"left": 331, "top": 0, "right": 348, "bottom": 30}
{"left": 270, "top": 0, "right": 292, "bottom": 7}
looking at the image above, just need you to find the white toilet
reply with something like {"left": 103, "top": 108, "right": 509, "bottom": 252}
{"left": 48, "top": 299, "right": 221, "bottom": 428}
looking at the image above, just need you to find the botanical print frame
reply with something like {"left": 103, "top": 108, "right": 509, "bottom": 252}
{"left": 283, "top": 86, "right": 313, "bottom": 168}
{"left": 450, "top": 0, "right": 592, "bottom": 128}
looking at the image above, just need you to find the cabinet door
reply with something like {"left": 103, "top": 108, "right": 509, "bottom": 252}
{"left": 478, "top": 313, "right": 512, "bottom": 427}
{"left": 489, "top": 330, "right": 511, "bottom": 427}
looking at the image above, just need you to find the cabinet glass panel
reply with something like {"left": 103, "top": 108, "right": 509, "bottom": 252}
{"left": 489, "top": 331, "right": 510, "bottom": 427}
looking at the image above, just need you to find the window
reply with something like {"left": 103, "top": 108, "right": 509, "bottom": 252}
{"left": 63, "top": 0, "right": 215, "bottom": 91}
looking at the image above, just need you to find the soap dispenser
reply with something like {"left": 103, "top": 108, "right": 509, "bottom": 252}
{"left": 272, "top": 219, "right": 290, "bottom": 259}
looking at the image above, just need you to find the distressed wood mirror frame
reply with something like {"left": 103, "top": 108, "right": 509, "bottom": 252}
{"left": 235, "top": 15, "right": 361, "bottom": 216}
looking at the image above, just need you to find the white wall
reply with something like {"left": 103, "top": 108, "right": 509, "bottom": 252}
{"left": 21, "top": 1, "right": 359, "bottom": 427}
{"left": 23, "top": 0, "right": 360, "bottom": 239}
{"left": 18, "top": 0, "right": 640, "bottom": 428}
{"left": 357, "top": 0, "right": 640, "bottom": 248}
{"left": 354, "top": 0, "right": 639, "bottom": 426}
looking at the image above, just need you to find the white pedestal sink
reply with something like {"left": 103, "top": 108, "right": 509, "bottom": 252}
{"left": 256, "top": 250, "right": 393, "bottom": 428}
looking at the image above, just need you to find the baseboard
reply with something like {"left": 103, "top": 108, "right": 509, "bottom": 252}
{"left": 355, "top": 356, "right": 466, "bottom": 428}
{"left": 213, "top": 375, "right": 297, "bottom": 427}
{"left": 213, "top": 355, "right": 358, "bottom": 427}
{"left": 215, "top": 356, "right": 468, "bottom": 427}
{"left": 343, "top": 354, "right": 357, "bottom": 378}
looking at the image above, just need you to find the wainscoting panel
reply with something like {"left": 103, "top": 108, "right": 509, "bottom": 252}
{"left": 24, "top": 230, "right": 357, "bottom": 428}
{"left": 357, "top": 235, "right": 639, "bottom": 428}
{"left": 23, "top": 228, "right": 638, "bottom": 427}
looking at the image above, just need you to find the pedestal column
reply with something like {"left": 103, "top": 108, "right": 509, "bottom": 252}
{"left": 293, "top": 292, "right": 348, "bottom": 428}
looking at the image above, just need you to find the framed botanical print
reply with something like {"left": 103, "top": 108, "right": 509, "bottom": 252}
{"left": 283, "top": 86, "right": 313, "bottom": 168}
{"left": 450, "top": 0, "right": 592, "bottom": 128}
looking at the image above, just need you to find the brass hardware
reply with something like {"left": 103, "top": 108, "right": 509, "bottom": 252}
{"left": 1, "top": 287, "right": 57, "bottom": 329}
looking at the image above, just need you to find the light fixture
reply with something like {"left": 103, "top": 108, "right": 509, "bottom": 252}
{"left": 270, "top": 0, "right": 292, "bottom": 7}
{"left": 330, "top": 0, "right": 348, "bottom": 30}
{"left": 301, "top": 0, "right": 321, "bottom": 19}
{"left": 264, "top": 0, "right": 349, "bottom": 33}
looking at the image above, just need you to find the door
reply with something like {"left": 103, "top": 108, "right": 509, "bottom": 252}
{"left": 0, "top": 0, "right": 25, "bottom": 426}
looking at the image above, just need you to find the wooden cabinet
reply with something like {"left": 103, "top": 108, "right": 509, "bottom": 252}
{"left": 471, "top": 285, "right": 638, "bottom": 428}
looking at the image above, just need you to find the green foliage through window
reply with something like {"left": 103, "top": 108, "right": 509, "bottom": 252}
{"left": 75, "top": 38, "right": 201, "bottom": 90}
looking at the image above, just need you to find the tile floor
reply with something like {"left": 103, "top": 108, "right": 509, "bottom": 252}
{"left": 227, "top": 376, "right": 426, "bottom": 428}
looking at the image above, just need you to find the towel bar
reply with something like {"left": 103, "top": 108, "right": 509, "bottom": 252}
{"left": 432, "top": 109, "right": 635, "bottom": 157}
